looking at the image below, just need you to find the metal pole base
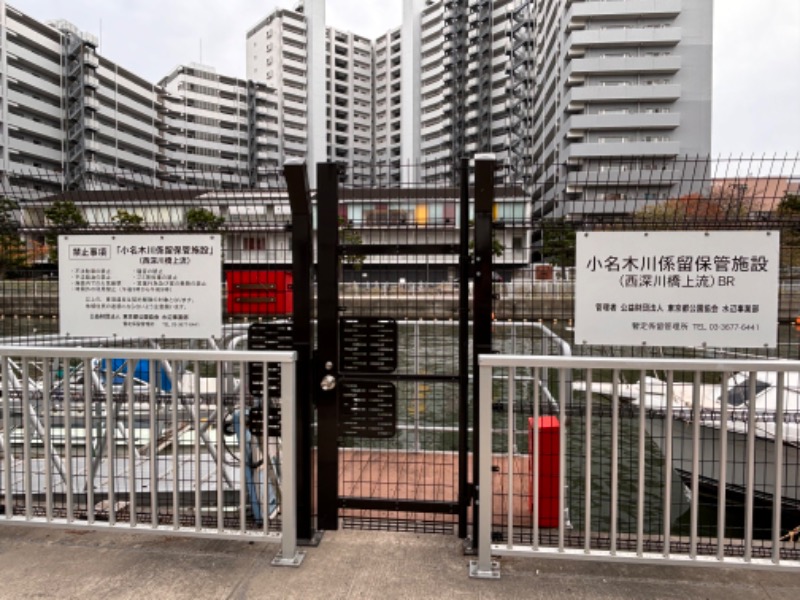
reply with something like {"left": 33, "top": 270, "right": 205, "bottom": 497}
{"left": 468, "top": 559, "right": 500, "bottom": 579}
{"left": 272, "top": 550, "right": 306, "bottom": 568}
{"left": 299, "top": 530, "right": 325, "bottom": 547}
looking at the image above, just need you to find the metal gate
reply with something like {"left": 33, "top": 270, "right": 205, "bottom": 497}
{"left": 284, "top": 160, "right": 497, "bottom": 538}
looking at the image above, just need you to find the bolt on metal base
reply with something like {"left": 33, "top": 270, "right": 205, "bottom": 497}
{"left": 468, "top": 559, "right": 500, "bottom": 579}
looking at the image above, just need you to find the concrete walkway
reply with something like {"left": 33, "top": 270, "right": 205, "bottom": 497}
{"left": 0, "top": 524, "right": 796, "bottom": 599}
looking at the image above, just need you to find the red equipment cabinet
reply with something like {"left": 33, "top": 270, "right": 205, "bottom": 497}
{"left": 528, "top": 416, "right": 560, "bottom": 528}
{"left": 226, "top": 270, "right": 293, "bottom": 315}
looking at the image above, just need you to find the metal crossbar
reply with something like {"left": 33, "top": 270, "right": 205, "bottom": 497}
{"left": 473, "top": 354, "right": 800, "bottom": 577}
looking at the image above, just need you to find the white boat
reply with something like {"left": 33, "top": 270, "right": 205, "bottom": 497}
{"left": 575, "top": 371, "right": 800, "bottom": 512}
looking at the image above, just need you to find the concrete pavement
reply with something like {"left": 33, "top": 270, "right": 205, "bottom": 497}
{"left": 0, "top": 524, "right": 796, "bottom": 599}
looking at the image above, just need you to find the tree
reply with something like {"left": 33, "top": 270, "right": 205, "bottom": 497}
{"left": 541, "top": 218, "right": 576, "bottom": 278}
{"left": 112, "top": 209, "right": 145, "bottom": 231}
{"left": 633, "top": 190, "right": 752, "bottom": 230}
{"left": 776, "top": 193, "right": 800, "bottom": 216}
{"left": 0, "top": 197, "right": 27, "bottom": 279}
{"left": 186, "top": 207, "right": 224, "bottom": 231}
{"left": 338, "top": 216, "right": 365, "bottom": 271}
{"left": 44, "top": 200, "right": 88, "bottom": 263}
{"left": 776, "top": 193, "right": 800, "bottom": 268}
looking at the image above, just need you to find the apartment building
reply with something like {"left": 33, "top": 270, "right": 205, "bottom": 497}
{"left": 415, "top": 0, "right": 514, "bottom": 185}
{"left": 1, "top": 5, "right": 71, "bottom": 195}
{"left": 372, "top": 27, "right": 404, "bottom": 185}
{"left": 518, "top": 0, "right": 713, "bottom": 218}
{"left": 245, "top": 0, "right": 710, "bottom": 209}
{"left": 3, "top": 0, "right": 712, "bottom": 217}
{"left": 247, "top": 8, "right": 311, "bottom": 165}
{"left": 158, "top": 64, "right": 277, "bottom": 189}
{"left": 246, "top": 2, "right": 377, "bottom": 186}
{"left": 0, "top": 3, "right": 275, "bottom": 199}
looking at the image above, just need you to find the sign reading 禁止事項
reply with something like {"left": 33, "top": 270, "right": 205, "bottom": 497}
{"left": 575, "top": 231, "right": 779, "bottom": 348}
{"left": 58, "top": 234, "right": 221, "bottom": 339}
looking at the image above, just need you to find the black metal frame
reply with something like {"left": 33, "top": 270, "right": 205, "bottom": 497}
{"left": 285, "top": 159, "right": 495, "bottom": 540}
{"left": 458, "top": 158, "right": 471, "bottom": 539}
{"left": 315, "top": 163, "right": 341, "bottom": 531}
{"left": 471, "top": 156, "right": 496, "bottom": 547}
{"left": 284, "top": 161, "right": 315, "bottom": 542}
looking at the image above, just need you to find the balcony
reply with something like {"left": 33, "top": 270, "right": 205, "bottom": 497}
{"left": 83, "top": 52, "right": 100, "bottom": 68}
{"left": 84, "top": 139, "right": 102, "bottom": 153}
{"left": 283, "top": 70, "right": 307, "bottom": 88}
{"left": 566, "top": 83, "right": 681, "bottom": 109}
{"left": 564, "top": 140, "right": 681, "bottom": 161}
{"left": 566, "top": 111, "right": 680, "bottom": 134}
{"left": 10, "top": 139, "right": 63, "bottom": 162}
{"left": 566, "top": 55, "right": 682, "bottom": 80}
{"left": 283, "top": 139, "right": 306, "bottom": 154}
{"left": 568, "top": 0, "right": 682, "bottom": 28}
{"left": 569, "top": 25, "right": 682, "bottom": 49}
{"left": 568, "top": 167, "right": 680, "bottom": 189}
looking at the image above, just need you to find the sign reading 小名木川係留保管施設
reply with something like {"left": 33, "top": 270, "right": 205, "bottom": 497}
{"left": 58, "top": 234, "right": 221, "bottom": 339}
{"left": 574, "top": 231, "right": 780, "bottom": 348}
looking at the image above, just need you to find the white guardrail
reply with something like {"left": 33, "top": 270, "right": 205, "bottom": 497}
{"left": 0, "top": 346, "right": 303, "bottom": 568}
{"left": 472, "top": 355, "right": 800, "bottom": 578}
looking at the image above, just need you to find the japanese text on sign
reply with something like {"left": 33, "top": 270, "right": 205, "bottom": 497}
{"left": 574, "top": 231, "right": 779, "bottom": 348}
{"left": 59, "top": 235, "right": 221, "bottom": 339}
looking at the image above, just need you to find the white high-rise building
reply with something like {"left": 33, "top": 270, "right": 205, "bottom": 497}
{"left": 1, "top": 5, "right": 73, "bottom": 195}
{"left": 513, "top": 0, "right": 713, "bottom": 218}
{"left": 247, "top": 8, "right": 311, "bottom": 166}
{"left": 2, "top": 0, "right": 712, "bottom": 217}
{"left": 245, "top": 0, "right": 711, "bottom": 209}
{"left": 246, "top": 2, "right": 377, "bottom": 186}
{"left": 158, "top": 64, "right": 276, "bottom": 189}
{"left": 414, "top": 0, "right": 515, "bottom": 184}
{"left": 372, "top": 27, "right": 404, "bottom": 185}
{"left": 0, "top": 2, "right": 275, "bottom": 198}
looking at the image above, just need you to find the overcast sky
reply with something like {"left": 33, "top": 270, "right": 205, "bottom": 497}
{"left": 9, "top": 0, "right": 800, "bottom": 160}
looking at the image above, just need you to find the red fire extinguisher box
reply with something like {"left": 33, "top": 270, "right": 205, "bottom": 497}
{"left": 528, "top": 416, "right": 560, "bottom": 528}
{"left": 226, "top": 270, "right": 293, "bottom": 315}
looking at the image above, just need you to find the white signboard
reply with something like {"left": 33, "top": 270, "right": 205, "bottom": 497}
{"left": 59, "top": 234, "right": 222, "bottom": 339}
{"left": 575, "top": 231, "right": 779, "bottom": 348}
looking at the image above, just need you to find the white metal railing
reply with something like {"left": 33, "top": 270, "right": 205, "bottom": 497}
{"left": 472, "top": 355, "right": 800, "bottom": 578}
{"left": 0, "top": 346, "right": 303, "bottom": 568}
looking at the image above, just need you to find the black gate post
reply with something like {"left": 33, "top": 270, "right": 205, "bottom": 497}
{"left": 458, "top": 158, "right": 470, "bottom": 539}
{"left": 472, "top": 154, "right": 496, "bottom": 548}
{"left": 284, "top": 160, "right": 315, "bottom": 542}
{"left": 315, "top": 162, "right": 340, "bottom": 531}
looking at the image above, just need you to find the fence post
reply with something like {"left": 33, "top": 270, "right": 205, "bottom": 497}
{"left": 272, "top": 356, "right": 305, "bottom": 566}
{"left": 472, "top": 154, "right": 496, "bottom": 550}
{"left": 458, "top": 158, "right": 470, "bottom": 539}
{"left": 315, "top": 162, "right": 340, "bottom": 531}
{"left": 284, "top": 160, "right": 316, "bottom": 543}
{"left": 469, "top": 360, "right": 500, "bottom": 578}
